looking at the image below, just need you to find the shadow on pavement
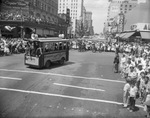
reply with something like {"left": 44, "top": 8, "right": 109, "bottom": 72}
{"left": 27, "top": 61, "right": 75, "bottom": 70}
{"left": 133, "top": 106, "right": 140, "bottom": 112}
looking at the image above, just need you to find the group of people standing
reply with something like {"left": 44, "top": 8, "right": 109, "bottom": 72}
{"left": 113, "top": 42, "right": 150, "bottom": 117}
{"left": 0, "top": 37, "right": 26, "bottom": 56}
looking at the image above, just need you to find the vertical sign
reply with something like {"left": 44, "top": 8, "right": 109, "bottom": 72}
{"left": 118, "top": 13, "right": 124, "bottom": 32}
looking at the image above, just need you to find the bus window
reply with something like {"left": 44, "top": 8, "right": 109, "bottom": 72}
{"left": 49, "top": 43, "right": 55, "bottom": 51}
{"left": 44, "top": 44, "right": 49, "bottom": 52}
{"left": 55, "top": 43, "right": 59, "bottom": 50}
{"left": 64, "top": 42, "right": 66, "bottom": 50}
{"left": 59, "top": 42, "right": 63, "bottom": 50}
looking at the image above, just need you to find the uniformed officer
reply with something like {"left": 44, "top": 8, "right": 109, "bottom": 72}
{"left": 113, "top": 53, "right": 120, "bottom": 73}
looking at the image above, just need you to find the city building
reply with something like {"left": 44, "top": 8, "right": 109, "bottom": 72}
{"left": 84, "top": 11, "right": 94, "bottom": 36}
{"left": 118, "top": 0, "right": 150, "bottom": 42}
{"left": 104, "top": 0, "right": 138, "bottom": 39}
{"left": 58, "top": 0, "right": 84, "bottom": 36}
{"left": 107, "top": 0, "right": 137, "bottom": 21}
{"left": 0, "top": 0, "right": 68, "bottom": 38}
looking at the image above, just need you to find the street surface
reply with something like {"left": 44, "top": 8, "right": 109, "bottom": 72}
{"left": 0, "top": 50, "right": 146, "bottom": 118}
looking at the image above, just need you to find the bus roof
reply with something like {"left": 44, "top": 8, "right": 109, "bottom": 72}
{"left": 38, "top": 39, "right": 69, "bottom": 42}
{"left": 25, "top": 37, "right": 69, "bottom": 42}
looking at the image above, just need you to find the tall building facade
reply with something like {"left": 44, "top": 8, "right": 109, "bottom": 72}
{"left": 104, "top": 0, "right": 138, "bottom": 39}
{"left": 58, "top": 0, "right": 84, "bottom": 35}
{"left": 84, "top": 12, "right": 94, "bottom": 36}
{"left": 107, "top": 0, "right": 137, "bottom": 21}
{"left": 0, "top": 0, "right": 68, "bottom": 38}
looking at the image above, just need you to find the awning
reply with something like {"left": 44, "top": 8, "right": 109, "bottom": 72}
{"left": 140, "top": 32, "right": 150, "bottom": 39}
{"left": 122, "top": 32, "right": 135, "bottom": 39}
{"left": 119, "top": 33, "right": 126, "bottom": 38}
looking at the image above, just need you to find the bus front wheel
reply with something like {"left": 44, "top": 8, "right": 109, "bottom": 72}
{"left": 45, "top": 60, "right": 51, "bottom": 68}
{"left": 59, "top": 58, "right": 65, "bottom": 65}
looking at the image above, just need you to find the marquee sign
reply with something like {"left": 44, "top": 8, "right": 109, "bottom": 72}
{"left": 130, "top": 23, "right": 150, "bottom": 31}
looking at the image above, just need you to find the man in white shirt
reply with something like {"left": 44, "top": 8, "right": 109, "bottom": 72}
{"left": 128, "top": 66, "right": 137, "bottom": 83}
{"left": 123, "top": 78, "right": 131, "bottom": 107}
{"left": 128, "top": 83, "right": 138, "bottom": 112}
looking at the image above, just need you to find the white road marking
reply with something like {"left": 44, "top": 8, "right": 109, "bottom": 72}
{"left": 0, "top": 76, "right": 22, "bottom": 81}
{"left": 0, "top": 87, "right": 143, "bottom": 108}
{"left": 0, "top": 69, "right": 125, "bottom": 84}
{"left": 53, "top": 83, "right": 105, "bottom": 92}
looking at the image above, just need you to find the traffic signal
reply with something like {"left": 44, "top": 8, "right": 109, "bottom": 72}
{"left": 66, "top": 8, "right": 70, "bottom": 24}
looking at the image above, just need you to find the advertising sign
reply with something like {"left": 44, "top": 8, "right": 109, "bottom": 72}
{"left": 130, "top": 23, "right": 150, "bottom": 31}
{"left": 25, "top": 56, "right": 39, "bottom": 66}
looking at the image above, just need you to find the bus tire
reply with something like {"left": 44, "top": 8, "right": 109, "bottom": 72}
{"left": 45, "top": 60, "right": 51, "bottom": 68}
{"left": 59, "top": 58, "right": 65, "bottom": 65}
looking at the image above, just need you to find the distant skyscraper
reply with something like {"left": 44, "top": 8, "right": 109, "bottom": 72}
{"left": 58, "top": 0, "right": 84, "bottom": 35}
{"left": 84, "top": 11, "right": 94, "bottom": 35}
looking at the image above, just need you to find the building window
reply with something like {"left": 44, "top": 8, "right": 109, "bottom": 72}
{"left": 129, "top": 5, "right": 132, "bottom": 7}
{"left": 125, "top": 5, "right": 127, "bottom": 7}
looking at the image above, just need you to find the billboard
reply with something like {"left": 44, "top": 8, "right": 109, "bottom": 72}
{"left": 130, "top": 23, "right": 150, "bottom": 31}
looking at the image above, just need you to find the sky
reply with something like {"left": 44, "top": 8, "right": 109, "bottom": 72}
{"left": 84, "top": 0, "right": 109, "bottom": 34}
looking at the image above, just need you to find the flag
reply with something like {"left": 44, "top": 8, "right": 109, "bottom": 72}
{"left": 5, "top": 26, "right": 16, "bottom": 31}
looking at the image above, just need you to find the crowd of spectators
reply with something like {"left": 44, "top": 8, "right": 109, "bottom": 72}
{"left": 70, "top": 39, "right": 150, "bottom": 54}
{"left": 70, "top": 39, "right": 150, "bottom": 115}
{"left": 0, "top": 37, "right": 26, "bottom": 56}
{"left": 117, "top": 42, "right": 150, "bottom": 116}
{"left": 0, "top": 11, "right": 56, "bottom": 25}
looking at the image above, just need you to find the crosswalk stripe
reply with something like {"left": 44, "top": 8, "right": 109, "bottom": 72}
{"left": 53, "top": 83, "right": 105, "bottom": 92}
{"left": 0, "top": 87, "right": 143, "bottom": 108}
{"left": 0, "top": 76, "right": 22, "bottom": 80}
{"left": 0, "top": 69, "right": 125, "bottom": 83}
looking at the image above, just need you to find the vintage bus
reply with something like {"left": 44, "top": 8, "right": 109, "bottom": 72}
{"left": 24, "top": 38, "right": 69, "bottom": 68}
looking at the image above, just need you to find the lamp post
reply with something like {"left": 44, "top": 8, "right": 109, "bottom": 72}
{"left": 20, "top": 6, "right": 24, "bottom": 39}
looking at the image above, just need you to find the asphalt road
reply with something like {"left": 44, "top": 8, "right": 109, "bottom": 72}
{"left": 0, "top": 50, "right": 146, "bottom": 118}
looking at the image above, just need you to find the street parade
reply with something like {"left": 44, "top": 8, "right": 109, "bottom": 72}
{"left": 0, "top": 0, "right": 150, "bottom": 118}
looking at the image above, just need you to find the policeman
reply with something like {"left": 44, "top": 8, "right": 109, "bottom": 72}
{"left": 113, "top": 53, "right": 120, "bottom": 73}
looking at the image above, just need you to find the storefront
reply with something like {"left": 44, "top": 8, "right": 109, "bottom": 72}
{"left": 119, "top": 23, "right": 150, "bottom": 42}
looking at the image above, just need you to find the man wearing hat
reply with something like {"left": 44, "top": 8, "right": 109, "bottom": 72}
{"left": 128, "top": 65, "right": 137, "bottom": 84}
